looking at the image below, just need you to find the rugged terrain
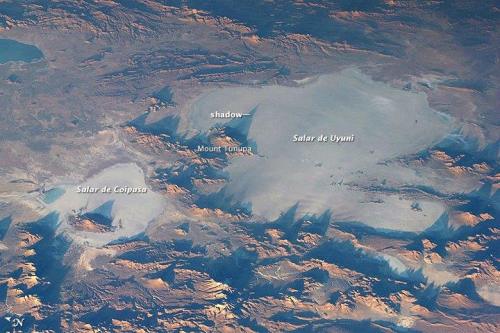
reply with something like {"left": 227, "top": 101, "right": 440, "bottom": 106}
{"left": 0, "top": 1, "right": 498, "bottom": 332}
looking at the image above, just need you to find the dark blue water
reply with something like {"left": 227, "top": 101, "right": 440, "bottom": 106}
{"left": 42, "top": 188, "right": 65, "bottom": 204}
{"left": 0, "top": 39, "right": 43, "bottom": 64}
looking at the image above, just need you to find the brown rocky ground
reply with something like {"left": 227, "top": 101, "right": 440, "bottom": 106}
{"left": 0, "top": 1, "right": 498, "bottom": 332}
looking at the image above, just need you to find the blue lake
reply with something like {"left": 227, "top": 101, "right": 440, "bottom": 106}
{"left": 0, "top": 38, "right": 43, "bottom": 64}
{"left": 42, "top": 187, "right": 65, "bottom": 204}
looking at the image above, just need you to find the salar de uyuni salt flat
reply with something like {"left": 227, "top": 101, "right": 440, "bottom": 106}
{"left": 181, "top": 68, "right": 458, "bottom": 232}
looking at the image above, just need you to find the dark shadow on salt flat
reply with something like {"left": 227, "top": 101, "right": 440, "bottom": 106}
{"left": 238, "top": 203, "right": 300, "bottom": 240}
{"left": 89, "top": 200, "right": 114, "bottom": 219}
{"left": 82, "top": 200, "right": 114, "bottom": 227}
{"left": 128, "top": 113, "right": 180, "bottom": 137}
{"left": 435, "top": 133, "right": 499, "bottom": 166}
{"left": 404, "top": 213, "right": 452, "bottom": 258}
{"left": 463, "top": 181, "right": 500, "bottom": 213}
{"left": 273, "top": 206, "right": 331, "bottom": 242}
{"left": 421, "top": 213, "right": 450, "bottom": 239}
{"left": 439, "top": 279, "right": 500, "bottom": 317}
{"left": 447, "top": 278, "right": 486, "bottom": 304}
{"left": 153, "top": 85, "right": 175, "bottom": 105}
{"left": 221, "top": 107, "right": 259, "bottom": 153}
{"left": 300, "top": 211, "right": 331, "bottom": 236}
{"left": 414, "top": 284, "right": 441, "bottom": 311}
{"left": 304, "top": 238, "right": 426, "bottom": 291}
{"left": 241, "top": 206, "right": 332, "bottom": 245}
{"left": 407, "top": 179, "right": 499, "bottom": 259}
{"left": 272, "top": 203, "right": 300, "bottom": 240}
{"left": 333, "top": 221, "right": 418, "bottom": 241}
{"left": 224, "top": 105, "right": 258, "bottom": 142}
{"left": 106, "top": 231, "right": 149, "bottom": 246}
